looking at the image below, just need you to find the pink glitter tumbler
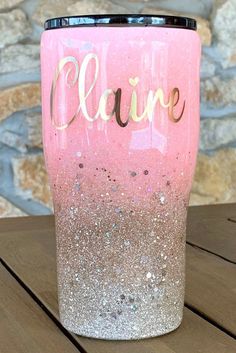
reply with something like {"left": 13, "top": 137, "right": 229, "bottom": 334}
{"left": 41, "top": 15, "right": 201, "bottom": 340}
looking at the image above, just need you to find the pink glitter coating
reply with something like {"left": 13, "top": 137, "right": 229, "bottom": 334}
{"left": 41, "top": 26, "right": 201, "bottom": 339}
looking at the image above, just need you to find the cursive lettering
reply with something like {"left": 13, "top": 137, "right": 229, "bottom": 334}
{"left": 50, "top": 54, "right": 185, "bottom": 129}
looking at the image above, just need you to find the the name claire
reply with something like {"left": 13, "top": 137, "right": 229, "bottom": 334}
{"left": 50, "top": 53, "right": 185, "bottom": 130}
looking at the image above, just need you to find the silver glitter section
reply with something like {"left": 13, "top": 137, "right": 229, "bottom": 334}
{"left": 54, "top": 175, "right": 187, "bottom": 340}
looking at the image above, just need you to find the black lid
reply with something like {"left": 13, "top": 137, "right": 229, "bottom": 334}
{"left": 44, "top": 14, "right": 197, "bottom": 31}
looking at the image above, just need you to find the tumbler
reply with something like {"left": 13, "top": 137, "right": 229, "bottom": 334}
{"left": 41, "top": 14, "right": 201, "bottom": 340}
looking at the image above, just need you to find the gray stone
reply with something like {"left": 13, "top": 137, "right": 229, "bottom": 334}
{"left": 201, "top": 75, "right": 236, "bottom": 107}
{"left": 0, "top": 196, "right": 26, "bottom": 218}
{"left": 0, "top": 0, "right": 23, "bottom": 10}
{"left": 0, "top": 9, "right": 31, "bottom": 49}
{"left": 212, "top": 0, "right": 236, "bottom": 68}
{"left": 33, "top": 0, "right": 130, "bottom": 26}
{"left": 200, "top": 53, "right": 216, "bottom": 78}
{"left": 0, "top": 130, "right": 27, "bottom": 153}
{"left": 138, "top": 0, "right": 213, "bottom": 18}
{"left": 0, "top": 44, "right": 40, "bottom": 75}
{"left": 25, "top": 112, "right": 42, "bottom": 148}
{"left": 200, "top": 117, "right": 236, "bottom": 150}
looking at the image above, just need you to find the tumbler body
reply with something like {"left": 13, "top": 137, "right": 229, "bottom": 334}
{"left": 41, "top": 25, "right": 201, "bottom": 339}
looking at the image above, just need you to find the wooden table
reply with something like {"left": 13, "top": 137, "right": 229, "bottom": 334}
{"left": 0, "top": 203, "right": 236, "bottom": 353}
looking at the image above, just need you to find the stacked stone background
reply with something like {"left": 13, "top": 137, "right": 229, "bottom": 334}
{"left": 0, "top": 0, "right": 235, "bottom": 217}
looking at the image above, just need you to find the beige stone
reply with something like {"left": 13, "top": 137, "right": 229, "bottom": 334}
{"left": 201, "top": 76, "right": 236, "bottom": 107}
{"left": 32, "top": 0, "right": 74, "bottom": 26}
{"left": 0, "top": 83, "right": 41, "bottom": 122}
{"left": 0, "top": 0, "right": 23, "bottom": 10}
{"left": 0, "top": 196, "right": 26, "bottom": 218}
{"left": 25, "top": 112, "right": 42, "bottom": 148}
{"left": 196, "top": 16, "right": 212, "bottom": 46}
{"left": 12, "top": 154, "right": 52, "bottom": 209}
{"left": 0, "top": 44, "right": 40, "bottom": 74}
{"left": 67, "top": 0, "right": 129, "bottom": 15}
{"left": 200, "top": 117, "right": 236, "bottom": 150}
{"left": 141, "top": 7, "right": 212, "bottom": 46}
{"left": 191, "top": 149, "right": 236, "bottom": 205}
{"left": 189, "top": 192, "right": 216, "bottom": 206}
{"left": 212, "top": 0, "right": 236, "bottom": 68}
{"left": 33, "top": 0, "right": 129, "bottom": 26}
{"left": 0, "top": 9, "right": 31, "bottom": 48}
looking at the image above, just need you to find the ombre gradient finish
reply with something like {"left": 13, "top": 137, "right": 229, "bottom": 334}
{"left": 41, "top": 26, "right": 201, "bottom": 339}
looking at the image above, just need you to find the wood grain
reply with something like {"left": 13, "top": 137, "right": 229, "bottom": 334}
{"left": 0, "top": 264, "right": 80, "bottom": 353}
{"left": 1, "top": 219, "right": 236, "bottom": 353}
{"left": 0, "top": 215, "right": 54, "bottom": 233}
{"left": 186, "top": 244, "right": 236, "bottom": 335}
{"left": 187, "top": 204, "right": 236, "bottom": 262}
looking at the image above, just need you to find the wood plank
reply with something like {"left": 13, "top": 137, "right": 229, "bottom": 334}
{"left": 0, "top": 226, "right": 235, "bottom": 353}
{"left": 186, "top": 244, "right": 236, "bottom": 334}
{"left": 0, "top": 215, "right": 54, "bottom": 233}
{"left": 187, "top": 204, "right": 236, "bottom": 263}
{"left": 0, "top": 264, "right": 80, "bottom": 353}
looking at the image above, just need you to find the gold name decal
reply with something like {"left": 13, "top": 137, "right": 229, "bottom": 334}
{"left": 50, "top": 53, "right": 185, "bottom": 130}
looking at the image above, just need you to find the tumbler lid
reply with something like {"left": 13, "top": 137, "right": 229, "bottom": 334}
{"left": 44, "top": 14, "right": 197, "bottom": 31}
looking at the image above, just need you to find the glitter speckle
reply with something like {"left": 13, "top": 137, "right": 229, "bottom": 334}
{"left": 140, "top": 255, "right": 149, "bottom": 264}
{"left": 160, "top": 195, "right": 165, "bottom": 204}
{"left": 56, "top": 163, "right": 186, "bottom": 339}
{"left": 124, "top": 240, "right": 130, "bottom": 246}
{"left": 130, "top": 304, "right": 138, "bottom": 312}
{"left": 130, "top": 171, "right": 137, "bottom": 177}
{"left": 115, "top": 207, "right": 122, "bottom": 214}
{"left": 99, "top": 312, "right": 106, "bottom": 318}
{"left": 162, "top": 269, "right": 167, "bottom": 277}
{"left": 75, "top": 183, "right": 80, "bottom": 191}
{"left": 111, "top": 312, "right": 117, "bottom": 319}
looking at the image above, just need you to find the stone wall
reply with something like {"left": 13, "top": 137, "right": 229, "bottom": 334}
{"left": 0, "top": 0, "right": 235, "bottom": 217}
